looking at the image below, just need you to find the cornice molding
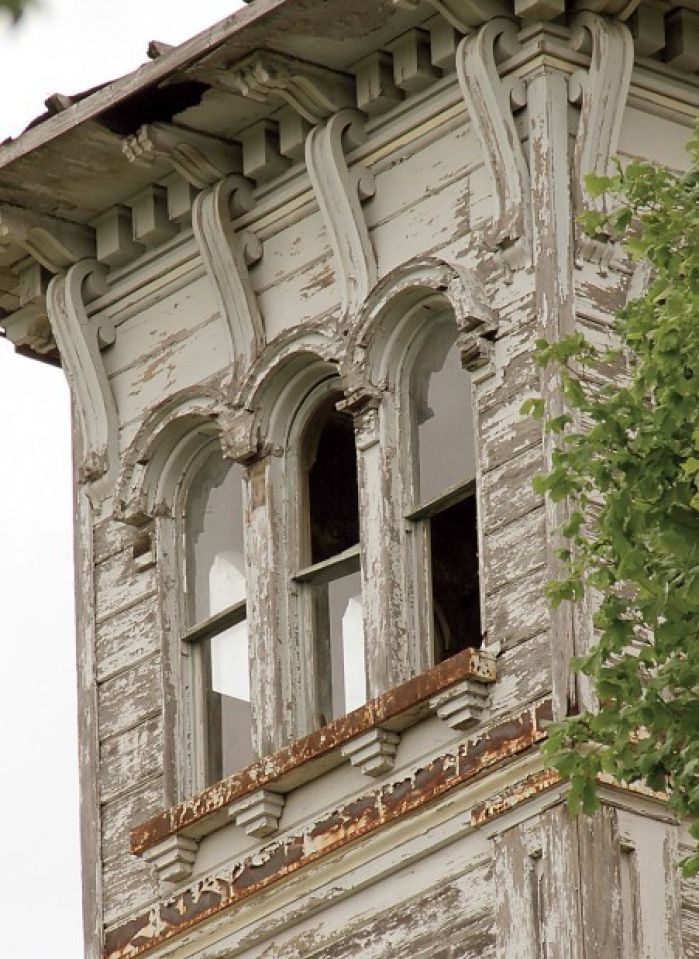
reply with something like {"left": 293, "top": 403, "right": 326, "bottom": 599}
{"left": 46, "top": 259, "right": 118, "bottom": 497}
{"left": 122, "top": 122, "right": 242, "bottom": 190}
{"left": 0, "top": 205, "right": 95, "bottom": 274}
{"left": 191, "top": 174, "right": 265, "bottom": 376}
{"left": 305, "top": 109, "right": 377, "bottom": 323}
{"left": 456, "top": 18, "right": 530, "bottom": 271}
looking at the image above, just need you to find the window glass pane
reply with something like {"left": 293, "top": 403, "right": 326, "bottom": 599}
{"left": 313, "top": 570, "right": 366, "bottom": 721}
{"left": 307, "top": 399, "right": 359, "bottom": 565}
{"left": 186, "top": 451, "right": 246, "bottom": 624}
{"left": 430, "top": 495, "right": 481, "bottom": 660}
{"left": 207, "top": 629, "right": 255, "bottom": 780}
{"left": 411, "top": 323, "right": 475, "bottom": 506}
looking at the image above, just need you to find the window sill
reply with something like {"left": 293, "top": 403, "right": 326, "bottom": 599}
{"left": 131, "top": 647, "right": 496, "bottom": 858}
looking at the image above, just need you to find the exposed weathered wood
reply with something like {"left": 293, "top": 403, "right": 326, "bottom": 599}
{"left": 98, "top": 654, "right": 162, "bottom": 741}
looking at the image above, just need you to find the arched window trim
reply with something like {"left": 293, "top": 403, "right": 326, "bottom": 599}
{"left": 395, "top": 308, "right": 482, "bottom": 668}
{"left": 284, "top": 374, "right": 365, "bottom": 729}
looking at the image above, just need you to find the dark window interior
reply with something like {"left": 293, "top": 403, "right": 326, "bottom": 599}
{"left": 430, "top": 494, "right": 482, "bottom": 662}
{"left": 307, "top": 400, "right": 360, "bottom": 565}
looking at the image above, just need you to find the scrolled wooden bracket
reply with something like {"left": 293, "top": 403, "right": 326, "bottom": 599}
{"left": 306, "top": 109, "right": 377, "bottom": 323}
{"left": 393, "top": 0, "right": 509, "bottom": 33}
{"left": 199, "top": 51, "right": 356, "bottom": 126}
{"left": 46, "top": 259, "right": 119, "bottom": 499}
{"left": 122, "top": 122, "right": 242, "bottom": 190}
{"left": 456, "top": 19, "right": 531, "bottom": 275}
{"left": 568, "top": 11, "right": 634, "bottom": 268}
{"left": 0, "top": 204, "right": 95, "bottom": 274}
{"left": 191, "top": 174, "right": 265, "bottom": 377}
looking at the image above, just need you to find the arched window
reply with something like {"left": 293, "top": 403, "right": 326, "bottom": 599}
{"left": 184, "top": 447, "right": 254, "bottom": 785}
{"left": 405, "top": 315, "right": 481, "bottom": 662}
{"left": 293, "top": 392, "right": 366, "bottom": 725}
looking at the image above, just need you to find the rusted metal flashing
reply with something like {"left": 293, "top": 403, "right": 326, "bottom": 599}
{"left": 107, "top": 698, "right": 552, "bottom": 959}
{"left": 131, "top": 647, "right": 495, "bottom": 854}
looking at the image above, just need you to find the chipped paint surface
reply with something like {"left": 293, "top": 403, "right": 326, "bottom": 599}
{"left": 107, "top": 700, "right": 551, "bottom": 959}
{"left": 1, "top": 4, "right": 696, "bottom": 958}
{"left": 131, "top": 647, "right": 495, "bottom": 855}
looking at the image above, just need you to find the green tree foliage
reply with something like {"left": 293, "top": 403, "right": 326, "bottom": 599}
{"left": 1, "top": 0, "right": 34, "bottom": 22}
{"left": 525, "top": 124, "right": 699, "bottom": 874}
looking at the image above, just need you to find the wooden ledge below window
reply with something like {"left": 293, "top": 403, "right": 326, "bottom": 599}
{"left": 131, "top": 647, "right": 496, "bottom": 856}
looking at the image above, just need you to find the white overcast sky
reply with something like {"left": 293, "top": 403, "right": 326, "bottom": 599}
{"left": 0, "top": 3, "right": 242, "bottom": 955}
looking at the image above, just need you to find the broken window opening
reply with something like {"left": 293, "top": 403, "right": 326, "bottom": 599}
{"left": 296, "top": 394, "right": 366, "bottom": 724}
{"left": 184, "top": 448, "right": 254, "bottom": 786}
{"left": 407, "top": 316, "right": 482, "bottom": 662}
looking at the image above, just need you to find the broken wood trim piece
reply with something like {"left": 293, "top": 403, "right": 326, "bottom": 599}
{"left": 208, "top": 50, "right": 356, "bottom": 125}
{"left": 0, "top": 204, "right": 95, "bottom": 274}
{"left": 429, "top": 676, "right": 492, "bottom": 730}
{"left": 141, "top": 834, "right": 199, "bottom": 885}
{"left": 305, "top": 108, "right": 377, "bottom": 322}
{"left": 191, "top": 174, "right": 264, "bottom": 373}
{"left": 340, "top": 727, "right": 401, "bottom": 776}
{"left": 110, "top": 698, "right": 550, "bottom": 959}
{"left": 130, "top": 647, "right": 496, "bottom": 856}
{"left": 227, "top": 788, "right": 285, "bottom": 838}
{"left": 122, "top": 122, "right": 242, "bottom": 190}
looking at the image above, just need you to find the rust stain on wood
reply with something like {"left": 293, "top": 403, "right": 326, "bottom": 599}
{"left": 131, "top": 647, "right": 496, "bottom": 856}
{"left": 106, "top": 698, "right": 551, "bottom": 959}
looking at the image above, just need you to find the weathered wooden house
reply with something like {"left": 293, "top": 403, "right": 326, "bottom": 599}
{"left": 1, "top": 0, "right": 698, "bottom": 955}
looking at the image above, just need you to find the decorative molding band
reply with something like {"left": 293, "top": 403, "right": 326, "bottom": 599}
{"left": 569, "top": 11, "right": 634, "bottom": 243}
{"left": 0, "top": 204, "right": 95, "bottom": 274}
{"left": 191, "top": 174, "right": 264, "bottom": 374}
{"left": 305, "top": 109, "right": 377, "bottom": 323}
{"left": 111, "top": 697, "right": 545, "bottom": 959}
{"left": 122, "top": 122, "right": 242, "bottom": 190}
{"left": 46, "top": 259, "right": 118, "bottom": 494}
{"left": 214, "top": 50, "right": 356, "bottom": 126}
{"left": 456, "top": 19, "right": 530, "bottom": 266}
{"left": 394, "top": 0, "right": 509, "bottom": 33}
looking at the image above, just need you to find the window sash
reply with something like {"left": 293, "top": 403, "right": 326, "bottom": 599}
{"left": 183, "top": 599, "right": 247, "bottom": 645}
{"left": 406, "top": 477, "right": 475, "bottom": 522}
{"left": 293, "top": 543, "right": 361, "bottom": 586}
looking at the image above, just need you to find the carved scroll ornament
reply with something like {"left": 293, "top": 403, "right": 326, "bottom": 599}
{"left": 191, "top": 175, "right": 264, "bottom": 376}
{"left": 305, "top": 109, "right": 377, "bottom": 323}
{"left": 456, "top": 19, "right": 530, "bottom": 265}
{"left": 569, "top": 12, "right": 634, "bottom": 222}
{"left": 123, "top": 122, "right": 242, "bottom": 190}
{"left": 46, "top": 259, "right": 118, "bottom": 494}
{"left": 0, "top": 204, "right": 95, "bottom": 274}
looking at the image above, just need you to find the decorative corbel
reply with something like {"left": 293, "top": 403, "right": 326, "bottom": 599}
{"left": 450, "top": 267, "right": 498, "bottom": 377}
{"left": 198, "top": 51, "right": 356, "bottom": 126}
{"left": 191, "top": 175, "right": 265, "bottom": 376}
{"left": 394, "top": 0, "right": 509, "bottom": 33}
{"left": 2, "top": 261, "right": 56, "bottom": 359}
{"left": 569, "top": 12, "right": 634, "bottom": 267}
{"left": 455, "top": 19, "right": 530, "bottom": 274}
{"left": 46, "top": 259, "right": 119, "bottom": 495}
{"left": 0, "top": 204, "right": 95, "bottom": 273}
{"left": 122, "top": 122, "right": 242, "bottom": 190}
{"left": 305, "top": 109, "right": 377, "bottom": 322}
{"left": 218, "top": 406, "right": 259, "bottom": 463}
